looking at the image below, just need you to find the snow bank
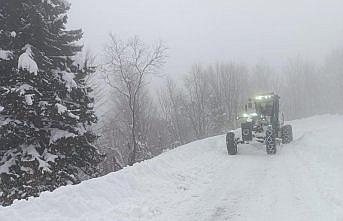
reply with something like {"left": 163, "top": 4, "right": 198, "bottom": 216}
{"left": 0, "top": 133, "right": 223, "bottom": 221}
{"left": 0, "top": 115, "right": 342, "bottom": 221}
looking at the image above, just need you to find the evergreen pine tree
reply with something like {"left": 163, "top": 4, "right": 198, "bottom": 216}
{"left": 0, "top": 0, "right": 103, "bottom": 206}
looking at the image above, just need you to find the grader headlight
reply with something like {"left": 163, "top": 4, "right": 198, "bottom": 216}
{"left": 255, "top": 95, "right": 273, "bottom": 100}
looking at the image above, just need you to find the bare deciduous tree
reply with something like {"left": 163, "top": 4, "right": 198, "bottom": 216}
{"left": 183, "top": 64, "right": 213, "bottom": 139}
{"left": 323, "top": 49, "right": 343, "bottom": 113}
{"left": 159, "top": 78, "right": 191, "bottom": 146}
{"left": 212, "top": 63, "right": 248, "bottom": 128}
{"left": 249, "top": 62, "right": 280, "bottom": 96}
{"left": 281, "top": 58, "right": 320, "bottom": 119}
{"left": 103, "top": 35, "right": 166, "bottom": 165}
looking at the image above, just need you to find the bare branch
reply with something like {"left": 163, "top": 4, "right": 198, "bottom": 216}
{"left": 102, "top": 35, "right": 167, "bottom": 165}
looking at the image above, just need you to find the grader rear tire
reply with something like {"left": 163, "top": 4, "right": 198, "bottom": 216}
{"left": 281, "top": 125, "right": 293, "bottom": 144}
{"left": 226, "top": 132, "right": 238, "bottom": 155}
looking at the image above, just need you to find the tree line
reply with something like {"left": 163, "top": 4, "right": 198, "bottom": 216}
{"left": 96, "top": 37, "right": 343, "bottom": 174}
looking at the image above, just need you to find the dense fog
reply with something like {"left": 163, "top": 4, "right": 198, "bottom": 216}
{"left": 1, "top": 0, "right": 343, "bottom": 206}
{"left": 69, "top": 1, "right": 343, "bottom": 172}
{"left": 68, "top": 0, "right": 343, "bottom": 77}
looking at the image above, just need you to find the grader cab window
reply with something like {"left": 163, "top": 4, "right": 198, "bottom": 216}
{"left": 255, "top": 101, "right": 273, "bottom": 116}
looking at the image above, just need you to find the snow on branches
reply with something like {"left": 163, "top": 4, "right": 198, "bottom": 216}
{"left": 61, "top": 72, "right": 77, "bottom": 92}
{"left": 50, "top": 128, "right": 76, "bottom": 144}
{"left": 18, "top": 45, "right": 38, "bottom": 75}
{"left": 41, "top": 0, "right": 71, "bottom": 8}
{"left": 0, "top": 0, "right": 101, "bottom": 206}
{"left": 0, "top": 50, "right": 13, "bottom": 61}
{"left": 55, "top": 103, "right": 80, "bottom": 120}
{"left": 0, "top": 145, "right": 57, "bottom": 175}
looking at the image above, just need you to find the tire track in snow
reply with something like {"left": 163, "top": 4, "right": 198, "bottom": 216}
{"left": 289, "top": 143, "right": 343, "bottom": 217}
{"left": 174, "top": 144, "right": 272, "bottom": 221}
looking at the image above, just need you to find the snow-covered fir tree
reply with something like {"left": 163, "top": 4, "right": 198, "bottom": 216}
{"left": 0, "top": 0, "right": 103, "bottom": 206}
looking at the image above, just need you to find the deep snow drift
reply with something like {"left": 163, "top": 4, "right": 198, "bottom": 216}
{"left": 1, "top": 115, "right": 343, "bottom": 221}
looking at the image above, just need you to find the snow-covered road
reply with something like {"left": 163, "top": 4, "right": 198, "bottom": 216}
{"left": 1, "top": 115, "right": 343, "bottom": 221}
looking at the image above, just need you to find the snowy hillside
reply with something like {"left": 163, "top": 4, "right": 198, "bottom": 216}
{"left": 1, "top": 115, "right": 343, "bottom": 221}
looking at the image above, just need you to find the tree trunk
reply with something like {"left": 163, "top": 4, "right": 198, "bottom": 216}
{"left": 129, "top": 104, "right": 137, "bottom": 166}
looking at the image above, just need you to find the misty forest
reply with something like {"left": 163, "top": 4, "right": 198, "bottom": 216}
{"left": 0, "top": 0, "right": 343, "bottom": 220}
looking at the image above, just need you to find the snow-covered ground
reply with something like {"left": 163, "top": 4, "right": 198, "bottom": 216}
{"left": 1, "top": 115, "right": 343, "bottom": 221}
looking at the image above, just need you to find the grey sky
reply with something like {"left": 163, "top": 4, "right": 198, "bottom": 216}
{"left": 68, "top": 0, "right": 343, "bottom": 78}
